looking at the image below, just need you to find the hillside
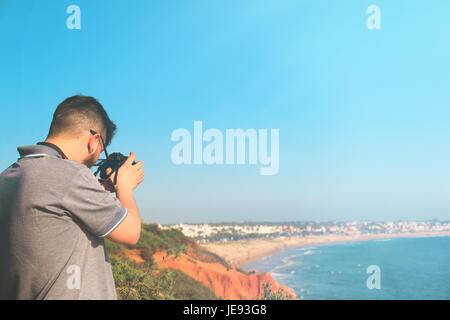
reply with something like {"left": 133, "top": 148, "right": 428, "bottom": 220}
{"left": 105, "top": 223, "right": 295, "bottom": 300}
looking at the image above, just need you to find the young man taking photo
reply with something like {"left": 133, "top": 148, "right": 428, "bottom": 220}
{"left": 0, "top": 95, "right": 145, "bottom": 299}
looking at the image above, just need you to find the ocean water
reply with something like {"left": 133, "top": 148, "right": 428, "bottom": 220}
{"left": 244, "top": 236, "right": 450, "bottom": 300}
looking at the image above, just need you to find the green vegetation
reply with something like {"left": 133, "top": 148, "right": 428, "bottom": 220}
{"left": 111, "top": 255, "right": 175, "bottom": 300}
{"left": 170, "top": 269, "right": 218, "bottom": 300}
{"left": 106, "top": 222, "right": 221, "bottom": 300}
{"left": 135, "top": 223, "right": 192, "bottom": 258}
{"left": 258, "top": 282, "right": 292, "bottom": 300}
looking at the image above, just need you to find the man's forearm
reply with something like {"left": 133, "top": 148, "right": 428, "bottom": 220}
{"left": 116, "top": 187, "right": 139, "bottom": 215}
{"left": 110, "top": 187, "right": 141, "bottom": 244}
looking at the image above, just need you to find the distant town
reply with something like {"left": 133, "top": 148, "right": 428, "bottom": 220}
{"left": 160, "top": 220, "right": 450, "bottom": 243}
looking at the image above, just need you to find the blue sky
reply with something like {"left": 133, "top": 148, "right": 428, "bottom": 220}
{"left": 1, "top": 0, "right": 449, "bottom": 223}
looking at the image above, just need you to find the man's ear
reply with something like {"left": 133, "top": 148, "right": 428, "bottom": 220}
{"left": 87, "top": 134, "right": 99, "bottom": 154}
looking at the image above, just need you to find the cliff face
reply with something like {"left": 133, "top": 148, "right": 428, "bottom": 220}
{"left": 126, "top": 248, "right": 295, "bottom": 300}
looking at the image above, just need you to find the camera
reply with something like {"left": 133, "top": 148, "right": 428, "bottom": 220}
{"left": 94, "top": 152, "right": 136, "bottom": 185}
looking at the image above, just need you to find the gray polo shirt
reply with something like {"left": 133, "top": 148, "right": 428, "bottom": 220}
{"left": 0, "top": 144, "right": 128, "bottom": 300}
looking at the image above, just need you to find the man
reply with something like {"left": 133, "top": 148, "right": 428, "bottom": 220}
{"left": 0, "top": 95, "right": 144, "bottom": 299}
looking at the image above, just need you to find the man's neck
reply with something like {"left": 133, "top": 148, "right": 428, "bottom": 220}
{"left": 44, "top": 138, "right": 85, "bottom": 164}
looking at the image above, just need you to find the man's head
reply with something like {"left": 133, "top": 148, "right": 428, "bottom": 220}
{"left": 45, "top": 95, "right": 117, "bottom": 168}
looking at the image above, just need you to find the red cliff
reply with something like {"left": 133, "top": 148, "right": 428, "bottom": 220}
{"left": 126, "top": 248, "right": 295, "bottom": 300}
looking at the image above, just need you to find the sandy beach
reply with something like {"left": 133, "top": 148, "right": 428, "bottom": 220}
{"left": 200, "top": 231, "right": 450, "bottom": 269}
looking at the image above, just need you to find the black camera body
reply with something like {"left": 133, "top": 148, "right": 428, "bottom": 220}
{"left": 94, "top": 152, "right": 136, "bottom": 185}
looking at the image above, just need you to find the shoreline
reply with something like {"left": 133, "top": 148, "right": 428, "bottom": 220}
{"left": 200, "top": 231, "right": 450, "bottom": 270}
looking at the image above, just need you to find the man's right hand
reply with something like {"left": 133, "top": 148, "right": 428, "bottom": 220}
{"left": 111, "top": 152, "right": 145, "bottom": 192}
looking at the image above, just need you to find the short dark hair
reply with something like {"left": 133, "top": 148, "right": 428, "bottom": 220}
{"left": 47, "top": 95, "right": 117, "bottom": 146}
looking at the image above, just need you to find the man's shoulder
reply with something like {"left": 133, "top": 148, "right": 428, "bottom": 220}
{"left": 18, "top": 156, "right": 96, "bottom": 182}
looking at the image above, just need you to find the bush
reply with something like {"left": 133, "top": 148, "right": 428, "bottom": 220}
{"left": 170, "top": 269, "right": 219, "bottom": 300}
{"left": 111, "top": 255, "right": 175, "bottom": 300}
{"left": 258, "top": 282, "right": 292, "bottom": 300}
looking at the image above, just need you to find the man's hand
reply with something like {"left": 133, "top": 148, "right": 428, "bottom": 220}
{"left": 107, "top": 152, "right": 145, "bottom": 192}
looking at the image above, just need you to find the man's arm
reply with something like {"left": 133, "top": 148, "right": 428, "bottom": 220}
{"left": 105, "top": 152, "right": 144, "bottom": 245}
{"left": 107, "top": 188, "right": 141, "bottom": 245}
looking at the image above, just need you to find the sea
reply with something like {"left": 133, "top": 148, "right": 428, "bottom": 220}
{"left": 244, "top": 236, "right": 450, "bottom": 300}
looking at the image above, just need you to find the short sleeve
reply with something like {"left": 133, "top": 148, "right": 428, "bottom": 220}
{"left": 62, "top": 166, "right": 128, "bottom": 238}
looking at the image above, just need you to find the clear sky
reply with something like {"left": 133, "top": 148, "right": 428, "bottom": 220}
{"left": 1, "top": 0, "right": 449, "bottom": 223}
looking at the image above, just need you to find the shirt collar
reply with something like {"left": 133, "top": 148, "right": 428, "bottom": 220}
{"left": 36, "top": 142, "right": 68, "bottom": 159}
{"left": 17, "top": 144, "right": 67, "bottom": 160}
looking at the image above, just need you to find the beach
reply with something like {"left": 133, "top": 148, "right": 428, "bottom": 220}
{"left": 200, "top": 231, "right": 450, "bottom": 269}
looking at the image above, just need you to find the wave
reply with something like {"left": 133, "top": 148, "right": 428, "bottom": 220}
{"left": 287, "top": 247, "right": 318, "bottom": 258}
{"left": 293, "top": 246, "right": 317, "bottom": 252}
{"left": 270, "top": 272, "right": 291, "bottom": 280}
{"left": 270, "top": 248, "right": 319, "bottom": 273}
{"left": 272, "top": 259, "right": 297, "bottom": 272}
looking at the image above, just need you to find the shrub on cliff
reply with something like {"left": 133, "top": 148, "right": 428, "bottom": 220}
{"left": 170, "top": 269, "right": 219, "bottom": 300}
{"left": 259, "top": 282, "right": 293, "bottom": 300}
{"left": 136, "top": 224, "right": 190, "bottom": 257}
{"left": 111, "top": 255, "right": 175, "bottom": 300}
